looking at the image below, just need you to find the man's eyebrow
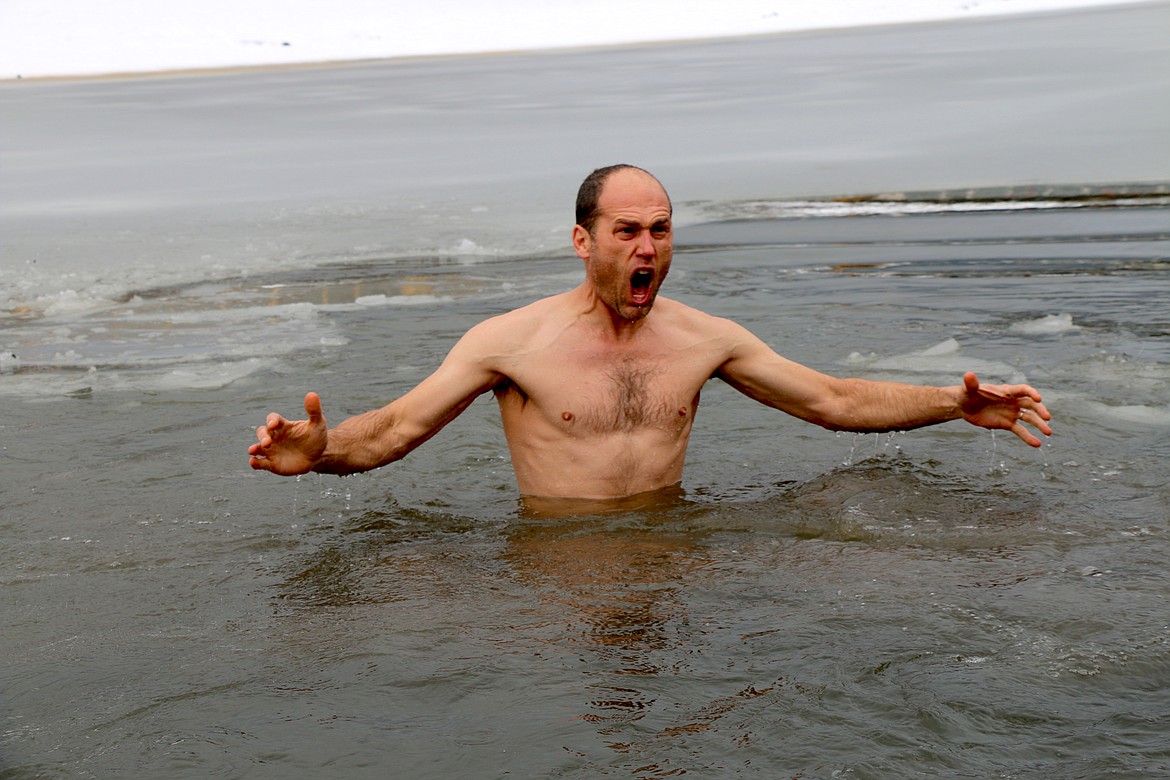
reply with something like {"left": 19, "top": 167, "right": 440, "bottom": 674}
{"left": 612, "top": 216, "right": 671, "bottom": 226}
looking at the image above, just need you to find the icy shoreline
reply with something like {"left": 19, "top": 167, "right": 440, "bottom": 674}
{"left": 0, "top": 0, "right": 1153, "bottom": 80}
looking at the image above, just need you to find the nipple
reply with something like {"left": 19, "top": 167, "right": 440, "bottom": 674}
{"left": 562, "top": 411, "right": 574, "bottom": 422}
{"left": 678, "top": 407, "right": 687, "bottom": 417}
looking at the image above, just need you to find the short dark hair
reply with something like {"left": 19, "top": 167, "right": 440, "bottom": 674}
{"left": 575, "top": 164, "right": 668, "bottom": 235}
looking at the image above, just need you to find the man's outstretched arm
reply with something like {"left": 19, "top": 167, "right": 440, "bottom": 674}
{"left": 248, "top": 327, "right": 504, "bottom": 476}
{"left": 715, "top": 323, "right": 1052, "bottom": 447}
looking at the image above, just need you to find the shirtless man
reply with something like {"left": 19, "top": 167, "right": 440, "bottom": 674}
{"left": 249, "top": 165, "right": 1053, "bottom": 499}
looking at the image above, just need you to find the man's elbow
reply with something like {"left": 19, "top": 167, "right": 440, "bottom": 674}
{"left": 797, "top": 379, "right": 859, "bottom": 431}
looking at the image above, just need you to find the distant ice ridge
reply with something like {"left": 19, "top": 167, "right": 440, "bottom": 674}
{"left": 691, "top": 193, "right": 1170, "bottom": 222}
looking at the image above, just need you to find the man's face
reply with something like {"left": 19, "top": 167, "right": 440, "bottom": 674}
{"left": 573, "top": 170, "right": 673, "bottom": 323}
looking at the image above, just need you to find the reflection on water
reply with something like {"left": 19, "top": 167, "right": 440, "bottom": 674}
{"left": 267, "top": 460, "right": 1076, "bottom": 773}
{"left": 270, "top": 491, "right": 721, "bottom": 768}
{"left": 503, "top": 511, "right": 708, "bottom": 738}
{"left": 505, "top": 519, "right": 700, "bottom": 654}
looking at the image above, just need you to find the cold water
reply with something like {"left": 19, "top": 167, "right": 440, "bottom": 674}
{"left": 2, "top": 199, "right": 1168, "bottom": 779}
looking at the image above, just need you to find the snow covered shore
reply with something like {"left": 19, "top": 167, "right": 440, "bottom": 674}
{"left": 0, "top": 0, "right": 1150, "bottom": 79}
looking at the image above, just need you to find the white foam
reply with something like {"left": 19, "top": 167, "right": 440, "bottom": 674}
{"left": 1071, "top": 354, "right": 1170, "bottom": 396}
{"left": 1010, "top": 313, "right": 1080, "bottom": 335}
{"left": 153, "top": 358, "right": 278, "bottom": 391}
{"left": 0, "top": 293, "right": 344, "bottom": 396}
{"left": 160, "top": 301, "right": 318, "bottom": 325}
{"left": 0, "top": 356, "right": 282, "bottom": 397}
{"left": 919, "top": 338, "right": 961, "bottom": 357}
{"left": 451, "top": 239, "right": 486, "bottom": 256}
{"left": 4, "top": 265, "right": 213, "bottom": 324}
{"left": 39, "top": 289, "right": 116, "bottom": 318}
{"left": 1081, "top": 401, "right": 1170, "bottom": 426}
{"left": 846, "top": 339, "right": 1025, "bottom": 383}
{"left": 353, "top": 294, "right": 452, "bottom": 307}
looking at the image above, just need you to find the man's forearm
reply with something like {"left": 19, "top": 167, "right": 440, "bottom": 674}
{"left": 824, "top": 378, "right": 964, "bottom": 433}
{"left": 311, "top": 407, "right": 406, "bottom": 475}
{"left": 309, "top": 389, "right": 479, "bottom": 476}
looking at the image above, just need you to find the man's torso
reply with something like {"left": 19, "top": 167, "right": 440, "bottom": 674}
{"left": 484, "top": 294, "right": 734, "bottom": 497}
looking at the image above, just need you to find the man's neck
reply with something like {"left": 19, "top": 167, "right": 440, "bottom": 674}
{"left": 574, "top": 283, "right": 652, "bottom": 343}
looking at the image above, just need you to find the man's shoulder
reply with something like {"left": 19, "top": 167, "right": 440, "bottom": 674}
{"left": 459, "top": 292, "right": 572, "bottom": 348}
{"left": 650, "top": 298, "right": 765, "bottom": 364}
{"left": 480, "top": 292, "right": 571, "bottom": 329}
{"left": 652, "top": 296, "right": 741, "bottom": 333}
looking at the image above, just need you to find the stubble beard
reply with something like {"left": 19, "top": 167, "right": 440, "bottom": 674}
{"left": 586, "top": 247, "right": 670, "bottom": 324}
{"left": 595, "top": 273, "right": 658, "bottom": 323}
{"left": 621, "top": 294, "right": 656, "bottom": 322}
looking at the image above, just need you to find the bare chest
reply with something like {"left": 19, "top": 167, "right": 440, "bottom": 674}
{"left": 498, "top": 346, "right": 708, "bottom": 435}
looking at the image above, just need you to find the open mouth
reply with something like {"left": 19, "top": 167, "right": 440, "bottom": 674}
{"left": 630, "top": 268, "right": 654, "bottom": 304}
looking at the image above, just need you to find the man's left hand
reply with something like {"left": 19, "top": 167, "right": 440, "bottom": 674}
{"left": 960, "top": 371, "right": 1053, "bottom": 447}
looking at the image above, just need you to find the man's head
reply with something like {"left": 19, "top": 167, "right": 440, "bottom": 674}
{"left": 575, "top": 164, "right": 672, "bottom": 236}
{"left": 572, "top": 165, "right": 673, "bottom": 323}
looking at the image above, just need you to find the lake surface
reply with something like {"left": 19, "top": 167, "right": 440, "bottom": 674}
{"left": 3, "top": 199, "right": 1169, "bottom": 779}
{"left": 2, "top": 4, "right": 1170, "bottom": 778}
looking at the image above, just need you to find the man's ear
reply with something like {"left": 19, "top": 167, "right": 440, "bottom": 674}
{"left": 572, "top": 224, "right": 591, "bottom": 260}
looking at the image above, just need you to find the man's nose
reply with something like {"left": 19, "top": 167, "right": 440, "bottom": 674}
{"left": 636, "top": 230, "right": 656, "bottom": 256}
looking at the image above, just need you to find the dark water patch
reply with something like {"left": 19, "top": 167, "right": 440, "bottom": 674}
{"left": 769, "top": 460, "right": 1050, "bottom": 550}
{"left": 273, "top": 503, "right": 489, "bottom": 609}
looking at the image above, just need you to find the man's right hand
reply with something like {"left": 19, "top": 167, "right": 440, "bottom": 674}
{"left": 249, "top": 392, "right": 328, "bottom": 475}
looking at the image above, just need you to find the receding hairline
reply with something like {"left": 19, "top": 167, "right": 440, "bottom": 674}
{"left": 575, "top": 164, "right": 672, "bottom": 234}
